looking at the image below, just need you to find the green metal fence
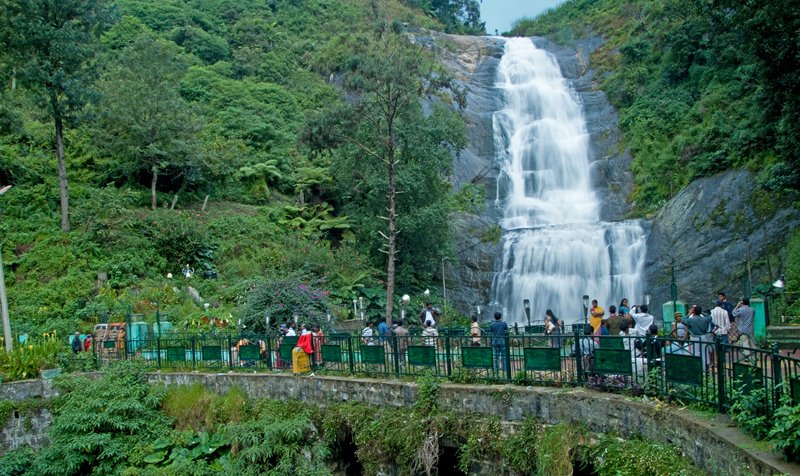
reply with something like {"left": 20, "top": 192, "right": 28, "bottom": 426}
{"left": 74, "top": 329, "right": 800, "bottom": 414}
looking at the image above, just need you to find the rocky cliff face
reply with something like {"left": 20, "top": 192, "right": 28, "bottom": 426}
{"left": 646, "top": 170, "right": 800, "bottom": 315}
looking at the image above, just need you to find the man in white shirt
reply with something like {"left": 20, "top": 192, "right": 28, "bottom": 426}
{"left": 629, "top": 305, "right": 654, "bottom": 337}
{"left": 361, "top": 321, "right": 375, "bottom": 345}
{"left": 710, "top": 300, "right": 730, "bottom": 344}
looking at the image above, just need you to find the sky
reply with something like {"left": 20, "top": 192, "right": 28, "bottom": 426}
{"left": 480, "top": 0, "right": 566, "bottom": 35}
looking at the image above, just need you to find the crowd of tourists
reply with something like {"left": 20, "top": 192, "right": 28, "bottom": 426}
{"left": 559, "top": 292, "right": 758, "bottom": 377}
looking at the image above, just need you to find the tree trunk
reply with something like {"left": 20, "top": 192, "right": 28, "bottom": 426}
{"left": 54, "top": 108, "right": 70, "bottom": 232}
{"left": 151, "top": 167, "right": 158, "bottom": 210}
{"left": 385, "top": 156, "right": 397, "bottom": 327}
{"left": 384, "top": 93, "right": 397, "bottom": 327}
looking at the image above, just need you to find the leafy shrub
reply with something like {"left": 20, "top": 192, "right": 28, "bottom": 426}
{"left": 0, "top": 332, "right": 64, "bottom": 381}
{"left": 56, "top": 350, "right": 98, "bottom": 373}
{"left": 139, "top": 209, "right": 216, "bottom": 272}
{"left": 729, "top": 385, "right": 771, "bottom": 440}
{"left": 225, "top": 412, "right": 330, "bottom": 475}
{"left": 592, "top": 435, "right": 704, "bottom": 476}
{"left": 0, "top": 447, "right": 36, "bottom": 476}
{"left": 32, "top": 361, "right": 171, "bottom": 476}
{"left": 767, "top": 400, "right": 800, "bottom": 462}
{"left": 161, "top": 384, "right": 249, "bottom": 432}
{"left": 129, "top": 429, "right": 232, "bottom": 474}
{"left": 238, "top": 273, "right": 331, "bottom": 332}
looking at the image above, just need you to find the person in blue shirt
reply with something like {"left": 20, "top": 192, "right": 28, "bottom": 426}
{"left": 377, "top": 320, "right": 390, "bottom": 344}
{"left": 490, "top": 311, "right": 509, "bottom": 372}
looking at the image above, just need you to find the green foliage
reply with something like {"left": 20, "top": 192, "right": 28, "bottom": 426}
{"left": 0, "top": 447, "right": 36, "bottom": 476}
{"left": 592, "top": 434, "right": 705, "bottom": 476}
{"left": 128, "top": 429, "right": 232, "bottom": 474}
{"left": 161, "top": 384, "right": 249, "bottom": 432}
{"left": 403, "top": 0, "right": 485, "bottom": 34}
{"left": 415, "top": 372, "right": 441, "bottom": 414}
{"left": 730, "top": 384, "right": 772, "bottom": 440}
{"left": 0, "top": 332, "right": 64, "bottom": 381}
{"left": 500, "top": 417, "right": 542, "bottom": 475}
{"left": 0, "top": 0, "right": 475, "bottom": 348}
{"left": 238, "top": 273, "right": 331, "bottom": 332}
{"left": 139, "top": 209, "right": 215, "bottom": 271}
{"left": 534, "top": 424, "right": 580, "bottom": 475}
{"left": 225, "top": 411, "right": 330, "bottom": 476}
{"left": 32, "top": 361, "right": 171, "bottom": 476}
{"left": 768, "top": 399, "right": 800, "bottom": 462}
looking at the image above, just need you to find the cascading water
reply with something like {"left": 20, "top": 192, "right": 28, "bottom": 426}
{"left": 489, "top": 37, "right": 647, "bottom": 326}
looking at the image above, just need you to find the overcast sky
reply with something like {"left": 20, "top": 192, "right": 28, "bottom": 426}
{"left": 480, "top": 0, "right": 566, "bottom": 35}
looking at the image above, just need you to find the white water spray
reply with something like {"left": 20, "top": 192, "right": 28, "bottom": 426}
{"left": 490, "top": 38, "right": 647, "bottom": 326}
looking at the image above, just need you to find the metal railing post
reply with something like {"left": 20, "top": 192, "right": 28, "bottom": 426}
{"left": 505, "top": 336, "right": 512, "bottom": 381}
{"left": 771, "top": 342, "right": 782, "bottom": 412}
{"left": 445, "top": 335, "right": 452, "bottom": 377}
{"left": 347, "top": 336, "right": 355, "bottom": 375}
{"left": 228, "top": 336, "right": 233, "bottom": 370}
{"left": 574, "top": 328, "right": 583, "bottom": 384}
{"left": 191, "top": 336, "right": 196, "bottom": 370}
{"left": 715, "top": 336, "right": 726, "bottom": 413}
{"left": 392, "top": 336, "right": 400, "bottom": 376}
{"left": 266, "top": 334, "right": 272, "bottom": 369}
{"left": 156, "top": 332, "right": 162, "bottom": 370}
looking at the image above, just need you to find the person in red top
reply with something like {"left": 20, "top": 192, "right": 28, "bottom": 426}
{"left": 292, "top": 332, "right": 313, "bottom": 373}
{"left": 83, "top": 333, "right": 93, "bottom": 352}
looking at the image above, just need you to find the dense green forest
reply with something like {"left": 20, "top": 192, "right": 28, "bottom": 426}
{"left": 1, "top": 0, "right": 799, "bottom": 345}
{"left": 0, "top": 0, "right": 484, "bottom": 341}
{"left": 511, "top": 0, "right": 799, "bottom": 215}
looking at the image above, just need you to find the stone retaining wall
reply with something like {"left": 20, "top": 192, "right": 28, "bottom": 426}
{"left": 146, "top": 372, "right": 797, "bottom": 476}
{"left": 2, "top": 373, "right": 798, "bottom": 475}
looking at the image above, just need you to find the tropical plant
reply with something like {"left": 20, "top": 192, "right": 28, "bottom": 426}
{"left": 32, "top": 361, "right": 171, "bottom": 475}
{"left": 768, "top": 400, "right": 800, "bottom": 462}
{"left": 225, "top": 412, "right": 330, "bottom": 476}
{"left": 0, "top": 332, "right": 64, "bottom": 381}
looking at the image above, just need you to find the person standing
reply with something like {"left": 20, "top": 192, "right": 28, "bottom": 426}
{"left": 710, "top": 300, "right": 730, "bottom": 344}
{"left": 605, "top": 305, "right": 628, "bottom": 336}
{"left": 589, "top": 300, "right": 604, "bottom": 333}
{"left": 470, "top": 316, "right": 482, "bottom": 346}
{"left": 545, "top": 309, "right": 562, "bottom": 348}
{"left": 732, "top": 298, "right": 755, "bottom": 342}
{"left": 377, "top": 319, "right": 390, "bottom": 344}
{"left": 490, "top": 311, "right": 509, "bottom": 372}
{"left": 629, "top": 304, "right": 654, "bottom": 337}
{"left": 422, "top": 320, "right": 439, "bottom": 347}
{"left": 361, "top": 321, "right": 375, "bottom": 345}
{"left": 683, "top": 306, "right": 716, "bottom": 371}
{"left": 419, "top": 302, "right": 436, "bottom": 326}
{"left": 718, "top": 292, "right": 735, "bottom": 322}
{"left": 618, "top": 298, "right": 630, "bottom": 317}
{"left": 71, "top": 331, "right": 83, "bottom": 354}
{"left": 393, "top": 320, "right": 410, "bottom": 356}
{"left": 311, "top": 324, "right": 325, "bottom": 365}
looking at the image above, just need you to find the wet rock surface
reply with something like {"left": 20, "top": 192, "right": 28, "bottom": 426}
{"left": 646, "top": 170, "right": 800, "bottom": 314}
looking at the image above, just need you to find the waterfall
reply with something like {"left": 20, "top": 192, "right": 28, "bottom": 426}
{"left": 489, "top": 37, "right": 647, "bottom": 327}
